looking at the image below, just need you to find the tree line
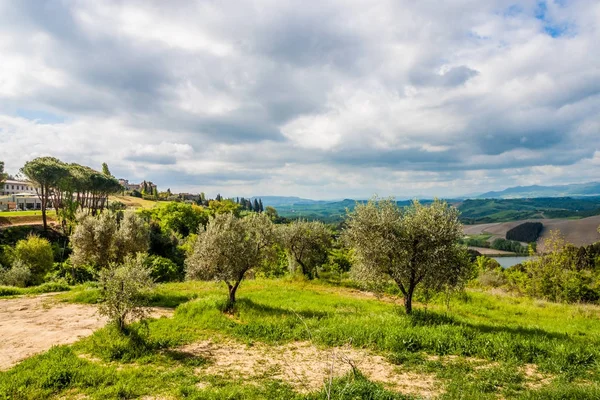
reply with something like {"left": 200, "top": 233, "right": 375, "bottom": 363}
{"left": 19, "top": 157, "right": 122, "bottom": 231}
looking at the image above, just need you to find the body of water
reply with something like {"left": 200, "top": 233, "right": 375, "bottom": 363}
{"left": 492, "top": 256, "right": 534, "bottom": 268}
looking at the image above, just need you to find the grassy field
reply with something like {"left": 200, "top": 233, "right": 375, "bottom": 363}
{"left": 1, "top": 279, "right": 599, "bottom": 399}
{"left": 109, "top": 195, "right": 168, "bottom": 210}
{"left": 0, "top": 211, "right": 56, "bottom": 227}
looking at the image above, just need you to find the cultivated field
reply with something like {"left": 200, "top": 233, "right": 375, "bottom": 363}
{"left": 463, "top": 215, "right": 600, "bottom": 252}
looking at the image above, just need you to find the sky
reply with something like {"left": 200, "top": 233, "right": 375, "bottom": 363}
{"left": 0, "top": 0, "right": 599, "bottom": 200}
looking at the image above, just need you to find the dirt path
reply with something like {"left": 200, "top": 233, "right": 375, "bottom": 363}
{"left": 0, "top": 294, "right": 172, "bottom": 370}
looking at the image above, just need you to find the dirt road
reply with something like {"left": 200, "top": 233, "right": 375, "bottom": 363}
{"left": 0, "top": 294, "right": 171, "bottom": 370}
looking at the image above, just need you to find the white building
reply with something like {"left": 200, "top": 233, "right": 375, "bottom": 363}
{"left": 0, "top": 180, "right": 41, "bottom": 211}
{"left": 1, "top": 180, "right": 36, "bottom": 196}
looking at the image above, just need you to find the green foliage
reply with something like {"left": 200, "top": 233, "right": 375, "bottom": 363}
{"left": 0, "top": 260, "right": 32, "bottom": 287}
{"left": 344, "top": 198, "right": 472, "bottom": 313}
{"left": 142, "top": 202, "right": 209, "bottom": 237}
{"left": 47, "top": 260, "right": 96, "bottom": 285}
{"left": 506, "top": 222, "right": 543, "bottom": 243}
{"left": 14, "top": 235, "right": 54, "bottom": 284}
{"left": 146, "top": 255, "right": 183, "bottom": 282}
{"left": 70, "top": 211, "right": 149, "bottom": 269}
{"left": 517, "top": 231, "right": 600, "bottom": 303}
{"left": 98, "top": 253, "right": 154, "bottom": 331}
{"left": 186, "top": 213, "right": 277, "bottom": 306}
{"left": 0, "top": 160, "right": 7, "bottom": 187}
{"left": 491, "top": 238, "right": 529, "bottom": 255}
{"left": 208, "top": 199, "right": 242, "bottom": 217}
{"left": 280, "top": 220, "right": 332, "bottom": 279}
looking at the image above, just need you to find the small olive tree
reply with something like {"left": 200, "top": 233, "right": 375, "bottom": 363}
{"left": 280, "top": 220, "right": 332, "bottom": 279}
{"left": 344, "top": 198, "right": 471, "bottom": 314}
{"left": 98, "top": 253, "right": 154, "bottom": 331}
{"left": 186, "top": 212, "right": 276, "bottom": 308}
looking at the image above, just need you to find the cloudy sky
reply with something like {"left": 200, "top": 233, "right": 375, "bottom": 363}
{"left": 1, "top": 0, "right": 599, "bottom": 199}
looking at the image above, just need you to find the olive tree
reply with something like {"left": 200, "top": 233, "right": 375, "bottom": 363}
{"left": 186, "top": 212, "right": 276, "bottom": 308}
{"left": 98, "top": 253, "right": 154, "bottom": 331}
{"left": 344, "top": 198, "right": 471, "bottom": 314}
{"left": 70, "top": 211, "right": 149, "bottom": 269}
{"left": 280, "top": 220, "right": 332, "bottom": 279}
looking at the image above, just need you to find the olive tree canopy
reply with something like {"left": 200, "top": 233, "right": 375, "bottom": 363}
{"left": 344, "top": 198, "right": 471, "bottom": 314}
{"left": 280, "top": 220, "right": 331, "bottom": 279}
{"left": 186, "top": 212, "right": 277, "bottom": 308}
{"left": 70, "top": 211, "right": 149, "bottom": 269}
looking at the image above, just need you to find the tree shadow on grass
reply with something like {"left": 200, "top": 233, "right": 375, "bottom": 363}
{"left": 407, "top": 308, "right": 571, "bottom": 341}
{"left": 162, "top": 349, "right": 210, "bottom": 367}
{"left": 143, "top": 292, "right": 198, "bottom": 308}
{"left": 234, "top": 298, "right": 330, "bottom": 320}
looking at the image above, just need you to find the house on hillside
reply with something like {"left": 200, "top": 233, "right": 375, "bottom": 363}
{"left": 118, "top": 179, "right": 157, "bottom": 193}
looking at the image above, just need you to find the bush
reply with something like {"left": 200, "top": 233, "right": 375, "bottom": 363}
{"left": 47, "top": 260, "right": 96, "bottom": 285}
{"left": 478, "top": 269, "right": 507, "bottom": 288}
{"left": 0, "top": 260, "right": 32, "bottom": 287}
{"left": 146, "top": 255, "right": 183, "bottom": 282}
{"left": 14, "top": 235, "right": 54, "bottom": 284}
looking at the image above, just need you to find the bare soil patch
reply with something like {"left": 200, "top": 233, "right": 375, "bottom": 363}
{"left": 0, "top": 294, "right": 172, "bottom": 370}
{"left": 181, "top": 340, "right": 440, "bottom": 397}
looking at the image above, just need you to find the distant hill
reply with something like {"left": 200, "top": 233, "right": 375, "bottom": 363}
{"left": 477, "top": 182, "right": 600, "bottom": 199}
{"left": 251, "top": 196, "right": 322, "bottom": 207}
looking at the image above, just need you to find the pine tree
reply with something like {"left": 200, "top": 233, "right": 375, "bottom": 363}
{"left": 259, "top": 198, "right": 264, "bottom": 213}
{"left": 253, "top": 199, "right": 260, "bottom": 212}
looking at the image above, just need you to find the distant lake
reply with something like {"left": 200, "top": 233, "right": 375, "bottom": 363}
{"left": 492, "top": 256, "right": 534, "bottom": 268}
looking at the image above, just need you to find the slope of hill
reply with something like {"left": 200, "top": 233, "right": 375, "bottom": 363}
{"left": 478, "top": 182, "right": 600, "bottom": 199}
{"left": 463, "top": 215, "right": 600, "bottom": 252}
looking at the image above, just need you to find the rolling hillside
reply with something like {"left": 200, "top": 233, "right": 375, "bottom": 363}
{"left": 463, "top": 215, "right": 600, "bottom": 252}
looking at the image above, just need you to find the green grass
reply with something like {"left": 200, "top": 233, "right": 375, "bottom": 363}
{"left": 0, "top": 281, "right": 71, "bottom": 297}
{"left": 3, "top": 279, "right": 600, "bottom": 399}
{"left": 0, "top": 210, "right": 56, "bottom": 217}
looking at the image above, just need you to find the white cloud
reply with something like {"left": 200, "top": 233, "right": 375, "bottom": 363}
{"left": 0, "top": 0, "right": 599, "bottom": 198}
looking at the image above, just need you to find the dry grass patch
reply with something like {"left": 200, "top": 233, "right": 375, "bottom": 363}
{"left": 181, "top": 339, "right": 440, "bottom": 397}
{"left": 521, "top": 364, "right": 554, "bottom": 389}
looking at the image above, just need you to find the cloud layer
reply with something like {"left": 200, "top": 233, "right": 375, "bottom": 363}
{"left": 1, "top": 0, "right": 599, "bottom": 198}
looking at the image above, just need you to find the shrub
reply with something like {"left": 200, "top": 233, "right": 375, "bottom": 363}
{"left": 14, "top": 234, "right": 54, "bottom": 284}
{"left": 98, "top": 253, "right": 154, "bottom": 331}
{"left": 146, "top": 255, "right": 183, "bottom": 282}
{"left": 478, "top": 269, "right": 507, "bottom": 288}
{"left": 0, "top": 260, "right": 32, "bottom": 287}
{"left": 47, "top": 260, "right": 96, "bottom": 285}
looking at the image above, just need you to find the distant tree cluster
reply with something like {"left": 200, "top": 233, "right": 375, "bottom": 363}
{"left": 235, "top": 197, "right": 264, "bottom": 213}
{"left": 490, "top": 238, "right": 530, "bottom": 255}
{"left": 506, "top": 222, "right": 543, "bottom": 243}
